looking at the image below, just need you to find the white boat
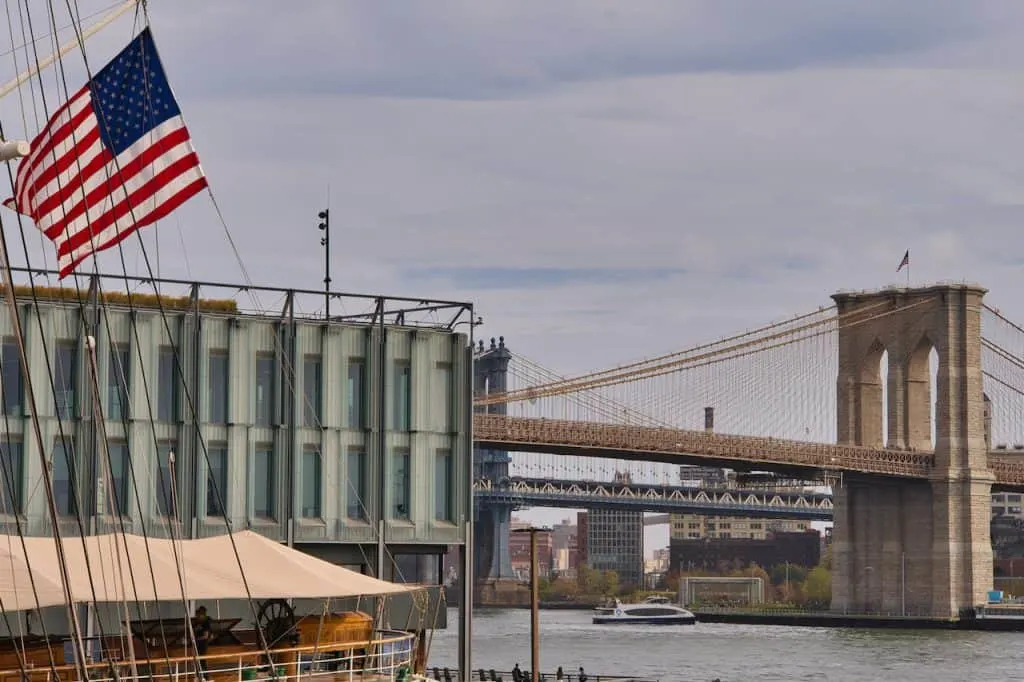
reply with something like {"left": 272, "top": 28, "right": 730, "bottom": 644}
{"left": 592, "top": 596, "right": 697, "bottom": 625}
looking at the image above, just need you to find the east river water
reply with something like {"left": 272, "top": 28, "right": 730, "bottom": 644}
{"left": 427, "top": 607, "right": 1022, "bottom": 681}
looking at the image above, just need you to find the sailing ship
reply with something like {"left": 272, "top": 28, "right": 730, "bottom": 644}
{"left": 0, "top": 2, "right": 445, "bottom": 681}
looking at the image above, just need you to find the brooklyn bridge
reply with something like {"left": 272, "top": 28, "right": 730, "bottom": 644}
{"left": 470, "top": 283, "right": 1024, "bottom": 618}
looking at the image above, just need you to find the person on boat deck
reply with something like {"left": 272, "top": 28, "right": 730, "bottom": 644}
{"left": 193, "top": 605, "right": 212, "bottom": 676}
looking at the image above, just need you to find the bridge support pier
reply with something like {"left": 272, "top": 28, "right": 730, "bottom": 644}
{"left": 831, "top": 285, "right": 993, "bottom": 619}
{"left": 472, "top": 337, "right": 522, "bottom": 602}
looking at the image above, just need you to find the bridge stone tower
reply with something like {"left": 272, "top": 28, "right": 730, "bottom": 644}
{"left": 831, "top": 284, "right": 994, "bottom": 618}
{"left": 473, "top": 337, "right": 516, "bottom": 586}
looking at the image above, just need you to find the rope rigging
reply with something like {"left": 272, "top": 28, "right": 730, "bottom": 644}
{"left": 0, "top": 4, "right": 437, "bottom": 672}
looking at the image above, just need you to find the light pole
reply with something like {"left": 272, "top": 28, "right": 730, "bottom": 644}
{"left": 457, "top": 310, "right": 482, "bottom": 682}
{"left": 513, "top": 527, "right": 550, "bottom": 682}
{"left": 317, "top": 208, "right": 330, "bottom": 318}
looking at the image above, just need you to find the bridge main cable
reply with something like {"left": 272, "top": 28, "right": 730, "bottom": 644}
{"left": 478, "top": 296, "right": 936, "bottom": 406}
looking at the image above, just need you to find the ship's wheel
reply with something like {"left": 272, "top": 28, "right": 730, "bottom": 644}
{"left": 256, "top": 599, "right": 298, "bottom": 647}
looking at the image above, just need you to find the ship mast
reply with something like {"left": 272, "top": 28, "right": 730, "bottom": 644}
{"left": 0, "top": 0, "right": 137, "bottom": 101}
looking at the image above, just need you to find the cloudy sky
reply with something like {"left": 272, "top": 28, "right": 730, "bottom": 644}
{"left": 4, "top": 1, "right": 1024, "bottom": 548}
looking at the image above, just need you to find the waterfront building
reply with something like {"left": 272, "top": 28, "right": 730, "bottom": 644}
{"left": 0, "top": 276, "right": 473, "bottom": 591}
{"left": 670, "top": 514, "right": 811, "bottom": 540}
{"left": 669, "top": 530, "right": 821, "bottom": 574}
{"left": 993, "top": 492, "right": 1024, "bottom": 519}
{"left": 580, "top": 509, "right": 643, "bottom": 588}
{"left": 509, "top": 516, "right": 553, "bottom": 580}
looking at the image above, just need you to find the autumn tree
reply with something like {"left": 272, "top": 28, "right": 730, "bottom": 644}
{"left": 802, "top": 566, "right": 831, "bottom": 608}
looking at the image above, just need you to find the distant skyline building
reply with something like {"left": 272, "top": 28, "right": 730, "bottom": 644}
{"left": 580, "top": 509, "right": 644, "bottom": 588}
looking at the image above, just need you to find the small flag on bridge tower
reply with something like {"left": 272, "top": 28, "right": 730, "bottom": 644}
{"left": 897, "top": 250, "right": 910, "bottom": 272}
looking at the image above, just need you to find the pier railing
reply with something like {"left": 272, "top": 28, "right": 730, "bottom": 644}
{"left": 429, "top": 668, "right": 658, "bottom": 682}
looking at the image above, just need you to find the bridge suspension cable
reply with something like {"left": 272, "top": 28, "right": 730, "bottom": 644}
{"left": 981, "top": 304, "right": 1024, "bottom": 448}
{"left": 478, "top": 296, "right": 935, "bottom": 407}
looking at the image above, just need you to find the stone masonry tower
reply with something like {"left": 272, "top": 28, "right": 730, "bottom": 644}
{"left": 831, "top": 284, "right": 993, "bottom": 618}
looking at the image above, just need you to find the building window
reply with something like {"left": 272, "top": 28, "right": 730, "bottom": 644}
{"left": 106, "top": 441, "right": 130, "bottom": 516}
{"left": 52, "top": 437, "right": 76, "bottom": 517}
{"left": 1, "top": 340, "right": 22, "bottom": 416}
{"left": 254, "top": 354, "right": 274, "bottom": 427}
{"left": 346, "top": 448, "right": 367, "bottom": 521}
{"left": 0, "top": 440, "right": 23, "bottom": 514}
{"left": 393, "top": 361, "right": 411, "bottom": 431}
{"left": 390, "top": 553, "right": 441, "bottom": 585}
{"left": 206, "top": 445, "right": 228, "bottom": 518}
{"left": 253, "top": 445, "right": 275, "bottom": 520}
{"left": 303, "top": 355, "right": 322, "bottom": 427}
{"left": 436, "top": 363, "right": 452, "bottom": 432}
{"left": 393, "top": 448, "right": 410, "bottom": 520}
{"left": 55, "top": 342, "right": 76, "bottom": 419}
{"left": 301, "top": 447, "right": 321, "bottom": 519}
{"left": 155, "top": 442, "right": 178, "bottom": 517}
{"left": 208, "top": 350, "right": 228, "bottom": 424}
{"left": 108, "top": 344, "right": 130, "bottom": 421}
{"left": 434, "top": 449, "right": 453, "bottom": 522}
{"left": 158, "top": 347, "right": 179, "bottom": 422}
{"left": 347, "top": 359, "right": 365, "bottom": 429}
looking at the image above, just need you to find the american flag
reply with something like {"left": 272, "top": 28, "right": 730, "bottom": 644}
{"left": 4, "top": 28, "right": 207, "bottom": 278}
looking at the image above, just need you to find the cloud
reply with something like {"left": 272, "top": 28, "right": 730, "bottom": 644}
{"left": 141, "top": 1, "right": 1024, "bottom": 101}
{"left": 1, "top": 1, "right": 1024, "bottom": 436}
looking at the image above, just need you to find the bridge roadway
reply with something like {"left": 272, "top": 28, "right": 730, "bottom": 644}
{"left": 474, "top": 475, "right": 834, "bottom": 520}
{"left": 474, "top": 414, "right": 1024, "bottom": 489}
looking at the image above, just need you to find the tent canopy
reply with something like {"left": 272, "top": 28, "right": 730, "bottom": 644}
{"left": 0, "top": 530, "right": 418, "bottom": 611}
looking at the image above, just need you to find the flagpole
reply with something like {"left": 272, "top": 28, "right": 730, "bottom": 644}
{"left": 0, "top": 0, "right": 138, "bottom": 101}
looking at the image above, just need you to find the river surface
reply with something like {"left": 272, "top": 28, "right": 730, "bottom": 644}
{"left": 426, "top": 607, "right": 1022, "bottom": 681}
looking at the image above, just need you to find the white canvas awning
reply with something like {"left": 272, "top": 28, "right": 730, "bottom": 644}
{"left": 0, "top": 530, "right": 418, "bottom": 610}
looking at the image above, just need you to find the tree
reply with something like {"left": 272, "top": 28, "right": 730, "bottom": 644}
{"left": 599, "top": 570, "right": 619, "bottom": 596}
{"left": 802, "top": 566, "right": 831, "bottom": 608}
{"left": 577, "top": 566, "right": 599, "bottom": 595}
{"left": 770, "top": 563, "right": 808, "bottom": 587}
{"left": 546, "top": 577, "right": 578, "bottom": 600}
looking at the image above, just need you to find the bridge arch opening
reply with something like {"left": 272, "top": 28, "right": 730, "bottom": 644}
{"left": 857, "top": 340, "right": 887, "bottom": 447}
{"left": 906, "top": 335, "right": 938, "bottom": 450}
{"left": 930, "top": 347, "right": 939, "bottom": 448}
{"left": 879, "top": 348, "right": 889, "bottom": 447}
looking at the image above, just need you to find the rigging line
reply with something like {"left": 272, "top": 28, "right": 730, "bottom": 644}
{"left": 0, "top": 600, "right": 31, "bottom": 681}
{"left": 6, "top": 3, "right": 162, "bottom": 669}
{"left": 83, "top": 326, "right": 150, "bottom": 676}
{"left": 0, "top": 124, "right": 168, "bottom": 677}
{"left": 55, "top": 12, "right": 303, "bottom": 671}
{"left": 0, "top": 196, "right": 87, "bottom": 682}
{"left": 0, "top": 364, "right": 59, "bottom": 674}
{"left": 8, "top": 0, "right": 49, "bottom": 277}
{"left": 45, "top": 2, "right": 215, "bottom": 668}
{"left": 21, "top": 2, "right": 139, "bottom": 669}
{"left": 480, "top": 300, "right": 897, "bottom": 405}
{"left": 6, "top": 1, "right": 100, "bottom": 670}
{"left": 63, "top": 2, "right": 416, "bottom": 594}
{"left": 0, "top": 0, "right": 122, "bottom": 60}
